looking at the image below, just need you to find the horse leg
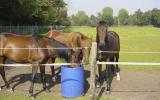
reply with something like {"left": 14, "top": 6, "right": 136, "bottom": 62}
{"left": 110, "top": 57, "right": 115, "bottom": 75}
{"left": 106, "top": 59, "right": 111, "bottom": 94}
{"left": 40, "top": 65, "right": 50, "bottom": 92}
{"left": 29, "top": 64, "right": 38, "bottom": 97}
{"left": 0, "top": 57, "right": 12, "bottom": 92}
{"left": 50, "top": 58, "right": 57, "bottom": 82}
{"left": 96, "top": 64, "right": 102, "bottom": 88}
{"left": 115, "top": 54, "right": 120, "bottom": 81}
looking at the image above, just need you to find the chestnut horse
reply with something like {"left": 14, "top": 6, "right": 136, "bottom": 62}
{"left": 0, "top": 33, "right": 78, "bottom": 96}
{"left": 46, "top": 30, "right": 92, "bottom": 64}
{"left": 96, "top": 21, "right": 120, "bottom": 93}
{"left": 45, "top": 30, "right": 92, "bottom": 81}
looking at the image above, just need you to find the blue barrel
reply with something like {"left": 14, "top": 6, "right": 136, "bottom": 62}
{"left": 61, "top": 64, "right": 84, "bottom": 98}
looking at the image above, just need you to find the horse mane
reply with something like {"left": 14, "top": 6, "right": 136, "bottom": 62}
{"left": 45, "top": 30, "right": 63, "bottom": 38}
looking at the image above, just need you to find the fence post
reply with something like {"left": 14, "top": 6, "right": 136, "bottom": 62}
{"left": 90, "top": 42, "right": 97, "bottom": 100}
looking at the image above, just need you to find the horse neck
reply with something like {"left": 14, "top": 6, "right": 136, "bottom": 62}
{"left": 46, "top": 38, "right": 69, "bottom": 61}
{"left": 97, "top": 31, "right": 108, "bottom": 42}
{"left": 54, "top": 35, "right": 70, "bottom": 47}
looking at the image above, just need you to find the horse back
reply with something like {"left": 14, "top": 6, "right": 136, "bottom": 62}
{"left": 107, "top": 31, "right": 120, "bottom": 51}
{"left": 0, "top": 33, "right": 44, "bottom": 63}
{"left": 45, "top": 30, "right": 63, "bottom": 38}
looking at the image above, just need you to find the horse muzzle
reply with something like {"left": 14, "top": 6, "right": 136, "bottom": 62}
{"left": 99, "top": 42, "right": 105, "bottom": 47}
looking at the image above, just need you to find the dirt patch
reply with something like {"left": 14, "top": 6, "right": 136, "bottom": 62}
{"left": 0, "top": 66, "right": 160, "bottom": 100}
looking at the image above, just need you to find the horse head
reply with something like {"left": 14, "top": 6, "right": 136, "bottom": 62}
{"left": 70, "top": 32, "right": 92, "bottom": 64}
{"left": 96, "top": 21, "right": 108, "bottom": 49}
{"left": 81, "top": 38, "right": 92, "bottom": 64}
{"left": 45, "top": 37, "right": 80, "bottom": 67}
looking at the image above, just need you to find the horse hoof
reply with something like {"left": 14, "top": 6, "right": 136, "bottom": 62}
{"left": 52, "top": 77, "right": 56, "bottom": 83}
{"left": 45, "top": 88, "right": 51, "bottom": 93}
{"left": 116, "top": 73, "right": 120, "bottom": 81}
{"left": 117, "top": 77, "right": 120, "bottom": 81}
{"left": 7, "top": 88, "right": 13, "bottom": 93}
{"left": 96, "top": 82, "right": 101, "bottom": 88}
{"left": 106, "top": 89, "right": 111, "bottom": 94}
{"left": 29, "top": 90, "right": 33, "bottom": 97}
{"left": 96, "top": 84, "right": 100, "bottom": 88}
{"left": 30, "top": 96, "right": 35, "bottom": 100}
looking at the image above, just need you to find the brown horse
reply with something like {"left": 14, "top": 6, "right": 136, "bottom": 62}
{"left": 96, "top": 21, "right": 120, "bottom": 93}
{"left": 0, "top": 33, "right": 78, "bottom": 96}
{"left": 46, "top": 30, "right": 92, "bottom": 64}
{"left": 45, "top": 30, "right": 92, "bottom": 81}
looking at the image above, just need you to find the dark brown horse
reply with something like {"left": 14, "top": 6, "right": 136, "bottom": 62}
{"left": 96, "top": 21, "right": 120, "bottom": 93}
{"left": 0, "top": 33, "right": 78, "bottom": 96}
{"left": 45, "top": 30, "right": 92, "bottom": 81}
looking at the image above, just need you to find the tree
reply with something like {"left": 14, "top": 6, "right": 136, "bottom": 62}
{"left": 89, "top": 15, "right": 97, "bottom": 27}
{"left": 142, "top": 11, "right": 151, "bottom": 25}
{"left": 126, "top": 14, "right": 137, "bottom": 25}
{"left": 98, "top": 7, "right": 114, "bottom": 26}
{"left": 0, "top": 0, "right": 68, "bottom": 25}
{"left": 71, "top": 11, "right": 90, "bottom": 26}
{"left": 113, "top": 16, "right": 118, "bottom": 26}
{"left": 118, "top": 8, "right": 129, "bottom": 25}
{"left": 150, "top": 8, "right": 160, "bottom": 27}
{"left": 134, "top": 9, "right": 145, "bottom": 26}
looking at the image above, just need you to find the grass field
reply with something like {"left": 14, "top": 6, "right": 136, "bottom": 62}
{"left": 1, "top": 26, "right": 160, "bottom": 99}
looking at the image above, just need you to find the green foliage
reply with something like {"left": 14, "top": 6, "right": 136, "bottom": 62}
{"left": 113, "top": 16, "right": 118, "bottom": 26}
{"left": 90, "top": 15, "right": 97, "bottom": 27}
{"left": 118, "top": 8, "right": 129, "bottom": 25}
{"left": 0, "top": 0, "right": 68, "bottom": 25}
{"left": 71, "top": 11, "right": 90, "bottom": 26}
{"left": 69, "top": 7, "right": 160, "bottom": 27}
{"left": 134, "top": 9, "right": 146, "bottom": 26}
{"left": 151, "top": 8, "right": 160, "bottom": 27}
{"left": 98, "top": 7, "right": 114, "bottom": 26}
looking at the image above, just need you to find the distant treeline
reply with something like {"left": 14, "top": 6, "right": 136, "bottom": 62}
{"left": 70, "top": 7, "right": 160, "bottom": 27}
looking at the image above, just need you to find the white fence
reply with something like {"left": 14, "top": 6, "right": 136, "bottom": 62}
{"left": 89, "top": 42, "right": 160, "bottom": 99}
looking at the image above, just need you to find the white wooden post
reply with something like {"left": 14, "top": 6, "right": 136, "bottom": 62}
{"left": 90, "top": 42, "right": 97, "bottom": 100}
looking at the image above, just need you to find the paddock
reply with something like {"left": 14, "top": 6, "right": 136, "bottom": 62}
{"left": 0, "top": 26, "right": 160, "bottom": 100}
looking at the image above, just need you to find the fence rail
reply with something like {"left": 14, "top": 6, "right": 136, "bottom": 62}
{"left": 97, "top": 61, "right": 160, "bottom": 66}
{"left": 0, "top": 63, "right": 78, "bottom": 67}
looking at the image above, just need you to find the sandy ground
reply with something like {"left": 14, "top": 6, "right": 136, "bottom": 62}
{"left": 0, "top": 66, "right": 160, "bottom": 100}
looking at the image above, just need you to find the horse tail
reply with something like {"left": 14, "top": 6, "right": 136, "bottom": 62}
{"left": 0, "top": 34, "right": 7, "bottom": 64}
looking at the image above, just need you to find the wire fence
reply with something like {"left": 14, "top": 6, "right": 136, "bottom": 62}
{"left": 0, "top": 25, "right": 66, "bottom": 35}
